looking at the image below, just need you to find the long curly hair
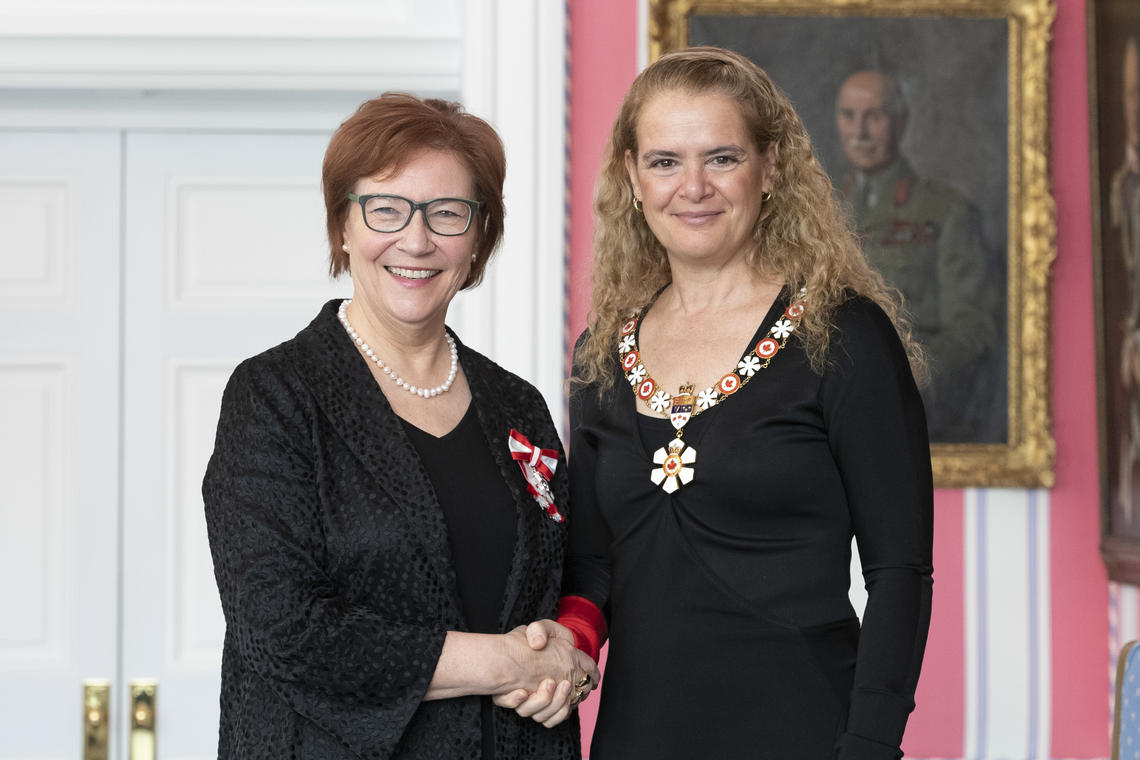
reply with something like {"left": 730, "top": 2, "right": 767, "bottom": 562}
{"left": 576, "top": 47, "right": 924, "bottom": 390}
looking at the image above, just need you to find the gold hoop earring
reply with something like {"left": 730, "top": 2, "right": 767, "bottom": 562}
{"left": 761, "top": 192, "right": 773, "bottom": 202}
{"left": 632, "top": 197, "right": 643, "bottom": 213}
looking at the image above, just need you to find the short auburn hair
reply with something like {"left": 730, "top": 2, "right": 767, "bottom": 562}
{"left": 322, "top": 92, "right": 506, "bottom": 289}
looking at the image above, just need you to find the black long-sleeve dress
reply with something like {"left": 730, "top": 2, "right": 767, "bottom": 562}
{"left": 203, "top": 300, "right": 579, "bottom": 760}
{"left": 564, "top": 291, "right": 933, "bottom": 760}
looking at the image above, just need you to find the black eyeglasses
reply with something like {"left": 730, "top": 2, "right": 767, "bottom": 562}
{"left": 347, "top": 193, "right": 482, "bottom": 236}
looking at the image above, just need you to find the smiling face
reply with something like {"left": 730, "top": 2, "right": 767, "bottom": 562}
{"left": 342, "top": 148, "right": 476, "bottom": 334}
{"left": 836, "top": 70, "right": 906, "bottom": 173}
{"left": 624, "top": 89, "right": 775, "bottom": 269}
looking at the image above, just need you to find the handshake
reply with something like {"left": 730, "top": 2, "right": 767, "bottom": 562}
{"left": 493, "top": 619, "right": 601, "bottom": 728}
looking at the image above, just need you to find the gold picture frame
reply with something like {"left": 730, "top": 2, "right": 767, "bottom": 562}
{"left": 650, "top": 0, "right": 1057, "bottom": 488}
{"left": 1088, "top": 0, "right": 1140, "bottom": 584}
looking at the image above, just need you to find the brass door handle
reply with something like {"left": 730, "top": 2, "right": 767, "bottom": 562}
{"left": 83, "top": 680, "right": 111, "bottom": 760}
{"left": 130, "top": 680, "right": 157, "bottom": 760}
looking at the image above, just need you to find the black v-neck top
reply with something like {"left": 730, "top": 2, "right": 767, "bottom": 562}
{"left": 402, "top": 403, "right": 518, "bottom": 760}
{"left": 565, "top": 292, "right": 934, "bottom": 760}
{"left": 401, "top": 403, "right": 517, "bottom": 635}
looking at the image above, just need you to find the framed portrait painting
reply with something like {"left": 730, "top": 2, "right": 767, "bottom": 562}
{"left": 649, "top": 0, "right": 1057, "bottom": 488}
{"left": 1090, "top": 0, "right": 1140, "bottom": 584}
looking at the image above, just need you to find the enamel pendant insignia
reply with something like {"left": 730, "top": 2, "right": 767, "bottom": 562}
{"left": 522, "top": 464, "right": 560, "bottom": 516}
{"left": 651, "top": 437, "right": 697, "bottom": 493}
{"left": 669, "top": 386, "right": 694, "bottom": 430}
{"left": 650, "top": 385, "right": 697, "bottom": 493}
{"left": 620, "top": 289, "right": 808, "bottom": 497}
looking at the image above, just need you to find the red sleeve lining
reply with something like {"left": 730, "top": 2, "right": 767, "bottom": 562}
{"left": 556, "top": 595, "right": 607, "bottom": 663}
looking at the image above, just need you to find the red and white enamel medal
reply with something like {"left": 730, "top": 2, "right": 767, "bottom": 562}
{"left": 650, "top": 385, "right": 697, "bottom": 493}
{"left": 507, "top": 429, "right": 563, "bottom": 522}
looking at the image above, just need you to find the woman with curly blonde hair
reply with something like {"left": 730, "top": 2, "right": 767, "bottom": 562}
{"left": 516, "top": 47, "right": 933, "bottom": 758}
{"left": 576, "top": 47, "right": 926, "bottom": 386}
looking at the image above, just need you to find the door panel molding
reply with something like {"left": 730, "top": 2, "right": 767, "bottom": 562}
{"left": 167, "top": 176, "right": 337, "bottom": 309}
{"left": 0, "top": 360, "right": 69, "bottom": 666}
{"left": 0, "top": 177, "right": 72, "bottom": 303}
{"left": 168, "top": 360, "right": 232, "bottom": 669}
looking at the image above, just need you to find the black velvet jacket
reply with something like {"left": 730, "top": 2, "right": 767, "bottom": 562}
{"left": 203, "top": 300, "right": 578, "bottom": 760}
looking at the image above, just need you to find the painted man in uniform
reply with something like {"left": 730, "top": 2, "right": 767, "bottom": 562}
{"left": 836, "top": 69, "right": 998, "bottom": 442}
{"left": 1109, "top": 36, "right": 1140, "bottom": 521}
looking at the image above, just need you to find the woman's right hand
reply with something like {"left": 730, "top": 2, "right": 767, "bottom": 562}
{"left": 493, "top": 620, "right": 599, "bottom": 727}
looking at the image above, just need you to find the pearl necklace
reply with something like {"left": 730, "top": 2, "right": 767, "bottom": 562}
{"left": 337, "top": 299, "right": 458, "bottom": 398}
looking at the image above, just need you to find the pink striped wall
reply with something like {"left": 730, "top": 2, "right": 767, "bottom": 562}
{"left": 906, "top": 491, "right": 967, "bottom": 756}
{"left": 1047, "top": 0, "right": 1110, "bottom": 754}
{"left": 566, "top": 0, "right": 635, "bottom": 341}
{"left": 567, "top": 3, "right": 636, "bottom": 749}
{"left": 566, "top": 0, "right": 1111, "bottom": 756}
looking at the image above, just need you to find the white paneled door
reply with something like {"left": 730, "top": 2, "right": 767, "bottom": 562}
{"left": 0, "top": 131, "right": 123, "bottom": 760}
{"left": 0, "top": 6, "right": 566, "bottom": 758}
{"left": 0, "top": 129, "right": 349, "bottom": 759}
{"left": 119, "top": 131, "right": 345, "bottom": 760}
